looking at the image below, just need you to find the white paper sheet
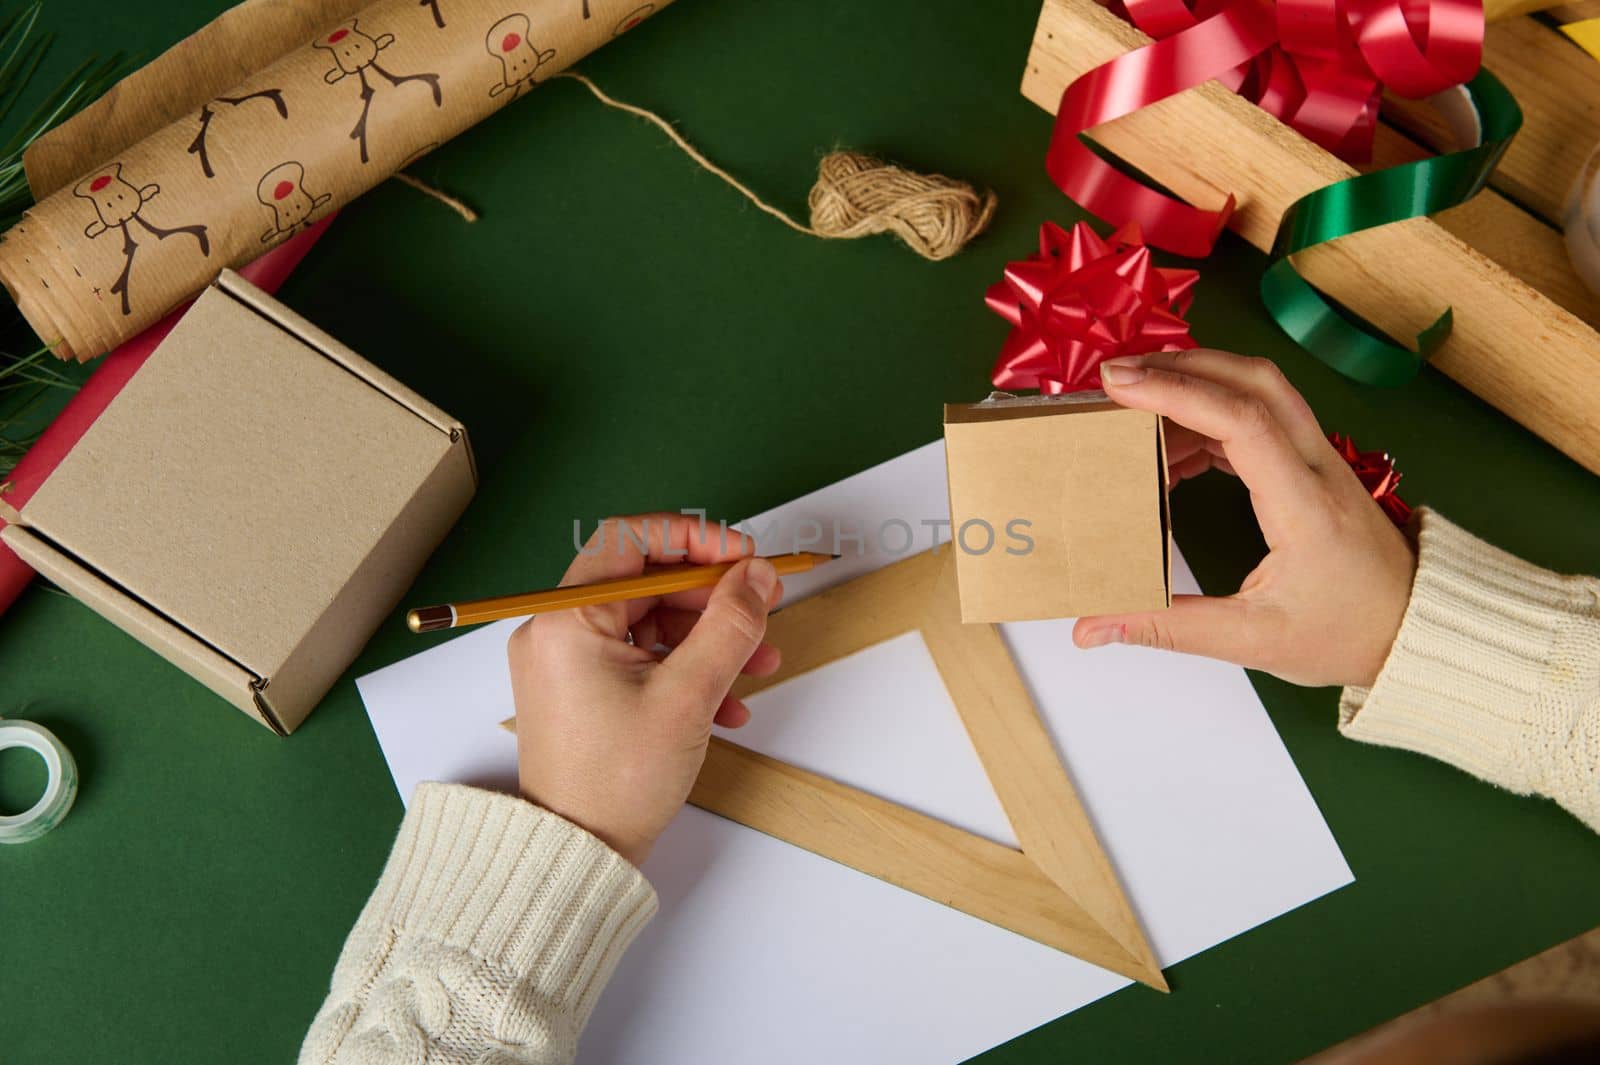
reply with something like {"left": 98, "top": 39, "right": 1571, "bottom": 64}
{"left": 357, "top": 441, "right": 1353, "bottom": 1064}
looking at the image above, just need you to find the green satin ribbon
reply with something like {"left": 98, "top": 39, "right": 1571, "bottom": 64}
{"left": 1260, "top": 70, "right": 1523, "bottom": 386}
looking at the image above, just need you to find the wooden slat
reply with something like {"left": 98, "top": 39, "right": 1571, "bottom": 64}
{"left": 1305, "top": 925, "right": 1600, "bottom": 1062}
{"left": 689, "top": 737, "right": 1158, "bottom": 985}
{"left": 1383, "top": 17, "right": 1600, "bottom": 228}
{"left": 1366, "top": 127, "right": 1600, "bottom": 329}
{"left": 1022, "top": 0, "right": 1600, "bottom": 476}
{"left": 919, "top": 553, "right": 1166, "bottom": 989}
{"left": 1549, "top": 1, "right": 1600, "bottom": 19}
{"left": 1485, "top": 0, "right": 1568, "bottom": 17}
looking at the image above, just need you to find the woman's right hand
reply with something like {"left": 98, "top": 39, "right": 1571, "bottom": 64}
{"left": 508, "top": 514, "right": 781, "bottom": 868}
{"left": 1074, "top": 349, "right": 1418, "bottom": 689}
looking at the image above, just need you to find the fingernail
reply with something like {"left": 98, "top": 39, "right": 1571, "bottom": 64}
{"left": 1099, "top": 359, "right": 1147, "bottom": 387}
{"left": 745, "top": 557, "right": 777, "bottom": 599}
{"left": 1078, "top": 625, "right": 1123, "bottom": 649}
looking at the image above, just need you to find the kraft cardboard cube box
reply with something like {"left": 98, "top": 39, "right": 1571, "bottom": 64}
{"left": 943, "top": 392, "right": 1171, "bottom": 623}
{"left": 0, "top": 270, "right": 476, "bottom": 734}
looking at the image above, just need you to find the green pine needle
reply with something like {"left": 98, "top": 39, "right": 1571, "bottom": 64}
{"left": 0, "top": 3, "right": 128, "bottom": 478}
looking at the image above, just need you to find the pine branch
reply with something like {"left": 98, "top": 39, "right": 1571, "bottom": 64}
{"left": 0, "top": 3, "right": 128, "bottom": 477}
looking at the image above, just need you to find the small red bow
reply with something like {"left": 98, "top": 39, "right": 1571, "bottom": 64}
{"left": 1330, "top": 432, "right": 1412, "bottom": 526}
{"left": 986, "top": 221, "right": 1199, "bottom": 394}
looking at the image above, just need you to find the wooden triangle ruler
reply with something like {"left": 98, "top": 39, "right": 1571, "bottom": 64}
{"left": 506, "top": 547, "right": 1165, "bottom": 990}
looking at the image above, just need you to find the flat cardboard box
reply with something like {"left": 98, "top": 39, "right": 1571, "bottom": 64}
{"left": 943, "top": 392, "right": 1170, "bottom": 623}
{"left": 0, "top": 270, "right": 475, "bottom": 734}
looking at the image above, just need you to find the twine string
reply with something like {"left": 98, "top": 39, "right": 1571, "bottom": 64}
{"left": 391, "top": 171, "right": 481, "bottom": 222}
{"left": 551, "top": 71, "right": 996, "bottom": 260}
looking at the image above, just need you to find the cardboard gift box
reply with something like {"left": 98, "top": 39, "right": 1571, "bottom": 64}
{"left": 0, "top": 270, "right": 476, "bottom": 734}
{"left": 943, "top": 392, "right": 1170, "bottom": 623}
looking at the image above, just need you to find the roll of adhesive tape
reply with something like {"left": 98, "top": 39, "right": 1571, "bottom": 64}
{"left": 0, "top": 718, "right": 78, "bottom": 844}
{"left": 1564, "top": 144, "right": 1600, "bottom": 298}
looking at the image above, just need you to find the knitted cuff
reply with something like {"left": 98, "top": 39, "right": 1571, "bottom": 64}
{"left": 357, "top": 781, "right": 658, "bottom": 1031}
{"left": 1340, "top": 509, "right": 1600, "bottom": 826}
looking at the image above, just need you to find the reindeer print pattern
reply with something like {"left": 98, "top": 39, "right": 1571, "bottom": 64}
{"left": 613, "top": 4, "right": 655, "bottom": 35}
{"left": 74, "top": 164, "right": 210, "bottom": 316}
{"left": 188, "top": 89, "right": 288, "bottom": 178}
{"left": 315, "top": 19, "right": 443, "bottom": 164}
{"left": 257, "top": 162, "right": 333, "bottom": 243}
{"left": 486, "top": 15, "right": 556, "bottom": 100}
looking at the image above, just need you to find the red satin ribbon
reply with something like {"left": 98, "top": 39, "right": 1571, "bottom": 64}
{"left": 1051, "top": 0, "right": 1485, "bottom": 253}
{"left": 987, "top": 221, "right": 1198, "bottom": 393}
{"left": 1046, "top": 0, "right": 1277, "bottom": 258}
{"left": 1348, "top": 0, "right": 1483, "bottom": 99}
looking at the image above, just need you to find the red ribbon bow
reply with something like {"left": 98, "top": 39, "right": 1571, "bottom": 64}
{"left": 1224, "top": 0, "right": 1482, "bottom": 159}
{"left": 986, "top": 221, "right": 1199, "bottom": 394}
{"left": 1049, "top": 0, "right": 1485, "bottom": 255}
{"left": 1330, "top": 432, "right": 1413, "bottom": 526}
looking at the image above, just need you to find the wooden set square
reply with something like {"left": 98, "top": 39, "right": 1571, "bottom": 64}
{"left": 508, "top": 548, "right": 1165, "bottom": 989}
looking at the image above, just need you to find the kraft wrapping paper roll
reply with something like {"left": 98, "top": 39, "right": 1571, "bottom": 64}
{"left": 0, "top": 0, "right": 674, "bottom": 360}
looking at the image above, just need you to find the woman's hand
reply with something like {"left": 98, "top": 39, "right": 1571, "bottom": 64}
{"left": 1075, "top": 349, "right": 1417, "bottom": 688}
{"left": 508, "top": 514, "right": 782, "bottom": 867}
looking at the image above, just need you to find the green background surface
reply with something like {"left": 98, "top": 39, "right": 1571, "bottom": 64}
{"left": 3, "top": 1, "right": 1599, "bottom": 1062}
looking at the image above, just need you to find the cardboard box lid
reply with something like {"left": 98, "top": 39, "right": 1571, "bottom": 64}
{"left": 0, "top": 521, "right": 281, "bottom": 729}
{"left": 17, "top": 271, "right": 463, "bottom": 687}
{"left": 944, "top": 390, "right": 1126, "bottom": 424}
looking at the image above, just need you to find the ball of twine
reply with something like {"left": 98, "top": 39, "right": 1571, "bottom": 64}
{"left": 807, "top": 152, "right": 998, "bottom": 261}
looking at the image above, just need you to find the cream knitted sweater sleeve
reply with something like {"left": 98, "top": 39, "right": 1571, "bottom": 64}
{"left": 299, "top": 781, "right": 657, "bottom": 1065}
{"left": 1340, "top": 508, "right": 1600, "bottom": 833}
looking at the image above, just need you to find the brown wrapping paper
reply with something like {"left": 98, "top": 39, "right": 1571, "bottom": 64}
{"left": 22, "top": 0, "right": 369, "bottom": 198}
{"left": 0, "top": 0, "right": 673, "bottom": 360}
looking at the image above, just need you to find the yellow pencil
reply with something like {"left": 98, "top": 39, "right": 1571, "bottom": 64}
{"left": 406, "top": 552, "right": 837, "bottom": 633}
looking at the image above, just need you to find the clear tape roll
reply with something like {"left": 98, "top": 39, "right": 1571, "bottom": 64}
{"left": 1564, "top": 143, "right": 1600, "bottom": 298}
{"left": 0, "top": 718, "right": 78, "bottom": 844}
